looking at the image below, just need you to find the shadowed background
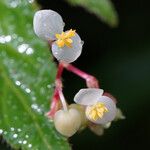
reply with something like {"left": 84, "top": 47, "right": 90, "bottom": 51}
{"left": 1, "top": 0, "right": 150, "bottom": 149}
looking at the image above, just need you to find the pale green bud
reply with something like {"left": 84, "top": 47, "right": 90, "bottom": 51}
{"left": 114, "top": 108, "right": 125, "bottom": 121}
{"left": 89, "top": 123, "right": 104, "bottom": 136}
{"left": 54, "top": 108, "right": 81, "bottom": 137}
{"left": 69, "top": 104, "right": 88, "bottom": 130}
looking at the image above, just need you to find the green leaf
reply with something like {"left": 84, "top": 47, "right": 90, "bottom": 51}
{"left": 65, "top": 0, "right": 118, "bottom": 27}
{"left": 0, "top": 0, "right": 70, "bottom": 150}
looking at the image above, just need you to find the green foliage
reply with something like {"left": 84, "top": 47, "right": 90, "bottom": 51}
{"left": 0, "top": 0, "right": 70, "bottom": 149}
{"left": 66, "top": 0, "right": 118, "bottom": 27}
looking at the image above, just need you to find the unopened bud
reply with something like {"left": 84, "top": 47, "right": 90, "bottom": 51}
{"left": 54, "top": 108, "right": 81, "bottom": 137}
{"left": 89, "top": 123, "right": 104, "bottom": 136}
{"left": 69, "top": 104, "right": 88, "bottom": 130}
{"left": 102, "top": 122, "right": 111, "bottom": 129}
{"left": 114, "top": 108, "right": 125, "bottom": 121}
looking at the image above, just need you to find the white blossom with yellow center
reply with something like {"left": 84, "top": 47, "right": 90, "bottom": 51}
{"left": 33, "top": 9, "right": 83, "bottom": 63}
{"left": 74, "top": 88, "right": 117, "bottom": 124}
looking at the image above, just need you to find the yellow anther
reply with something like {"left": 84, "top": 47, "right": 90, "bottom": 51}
{"left": 86, "top": 102, "right": 108, "bottom": 121}
{"left": 55, "top": 29, "right": 76, "bottom": 48}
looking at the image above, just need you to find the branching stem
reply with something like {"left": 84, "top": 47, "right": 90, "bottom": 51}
{"left": 47, "top": 61, "right": 99, "bottom": 118}
{"left": 61, "top": 62, "right": 99, "bottom": 88}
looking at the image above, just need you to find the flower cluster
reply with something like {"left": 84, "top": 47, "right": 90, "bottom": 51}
{"left": 33, "top": 9, "right": 125, "bottom": 137}
{"left": 74, "top": 88, "right": 117, "bottom": 125}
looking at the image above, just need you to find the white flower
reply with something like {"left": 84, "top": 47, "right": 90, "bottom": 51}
{"left": 33, "top": 9, "right": 83, "bottom": 63}
{"left": 74, "top": 88, "right": 117, "bottom": 124}
{"left": 52, "top": 31, "right": 82, "bottom": 63}
{"left": 33, "top": 9, "right": 64, "bottom": 41}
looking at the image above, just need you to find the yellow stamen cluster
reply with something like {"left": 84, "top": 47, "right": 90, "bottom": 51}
{"left": 55, "top": 29, "right": 76, "bottom": 48}
{"left": 86, "top": 102, "right": 108, "bottom": 121}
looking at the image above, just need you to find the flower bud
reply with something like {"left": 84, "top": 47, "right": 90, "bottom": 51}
{"left": 69, "top": 104, "right": 88, "bottom": 130}
{"left": 114, "top": 108, "right": 125, "bottom": 121}
{"left": 88, "top": 122, "right": 111, "bottom": 136}
{"left": 89, "top": 123, "right": 104, "bottom": 136}
{"left": 54, "top": 108, "right": 81, "bottom": 137}
{"left": 102, "top": 122, "right": 111, "bottom": 129}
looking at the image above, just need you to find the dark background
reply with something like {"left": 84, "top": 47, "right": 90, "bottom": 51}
{"left": 1, "top": 0, "right": 150, "bottom": 149}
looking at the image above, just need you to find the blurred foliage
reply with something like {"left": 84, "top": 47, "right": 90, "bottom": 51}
{"left": 65, "top": 0, "right": 118, "bottom": 27}
{"left": 0, "top": 0, "right": 70, "bottom": 150}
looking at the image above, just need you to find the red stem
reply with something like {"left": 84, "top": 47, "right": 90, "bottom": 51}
{"left": 47, "top": 62, "right": 64, "bottom": 118}
{"left": 64, "top": 63, "right": 89, "bottom": 79}
{"left": 56, "top": 62, "right": 64, "bottom": 79}
{"left": 62, "top": 62, "right": 99, "bottom": 88}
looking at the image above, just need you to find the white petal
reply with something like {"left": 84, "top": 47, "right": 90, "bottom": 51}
{"left": 86, "top": 96, "right": 117, "bottom": 124}
{"left": 52, "top": 32, "right": 83, "bottom": 63}
{"left": 33, "top": 9, "right": 64, "bottom": 41}
{"left": 74, "top": 88, "right": 104, "bottom": 105}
